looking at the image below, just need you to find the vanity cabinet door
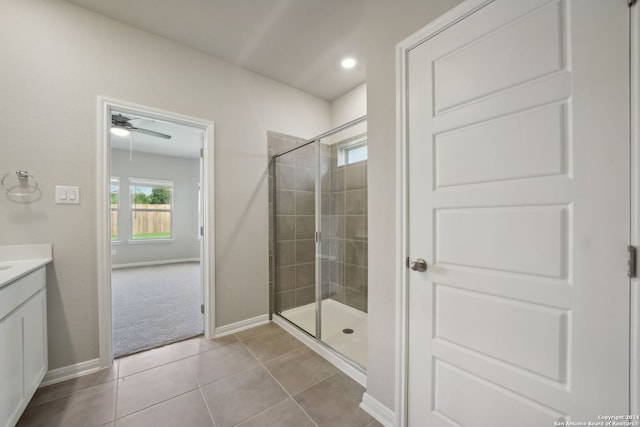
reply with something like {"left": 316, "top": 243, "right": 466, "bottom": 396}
{"left": 0, "top": 308, "right": 24, "bottom": 427}
{"left": 23, "top": 289, "right": 47, "bottom": 395}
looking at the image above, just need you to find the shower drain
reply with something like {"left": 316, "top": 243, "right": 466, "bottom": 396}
{"left": 342, "top": 328, "right": 354, "bottom": 334}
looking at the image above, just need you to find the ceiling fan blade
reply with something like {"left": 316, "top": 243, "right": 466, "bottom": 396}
{"left": 133, "top": 127, "right": 172, "bottom": 139}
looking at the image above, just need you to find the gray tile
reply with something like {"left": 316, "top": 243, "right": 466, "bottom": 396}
{"left": 296, "top": 240, "right": 315, "bottom": 264}
{"left": 28, "top": 361, "right": 119, "bottom": 407}
{"left": 295, "top": 144, "right": 316, "bottom": 167}
{"left": 187, "top": 341, "right": 259, "bottom": 387}
{"left": 179, "top": 334, "right": 237, "bottom": 358}
{"left": 295, "top": 286, "right": 316, "bottom": 307}
{"left": 295, "top": 166, "right": 315, "bottom": 191}
{"left": 295, "top": 262, "right": 315, "bottom": 288}
{"left": 345, "top": 163, "right": 366, "bottom": 190}
{"left": 235, "top": 322, "right": 282, "bottom": 342}
{"left": 275, "top": 190, "right": 295, "bottom": 215}
{"left": 330, "top": 284, "right": 345, "bottom": 303}
{"left": 18, "top": 382, "right": 116, "bottom": 427}
{"left": 295, "top": 215, "right": 315, "bottom": 239}
{"left": 295, "top": 191, "right": 315, "bottom": 215}
{"left": 321, "top": 192, "right": 331, "bottom": 215}
{"left": 345, "top": 288, "right": 365, "bottom": 312}
{"left": 294, "top": 372, "right": 373, "bottom": 427}
{"left": 344, "top": 264, "right": 365, "bottom": 291}
{"left": 330, "top": 262, "right": 344, "bottom": 285}
{"left": 236, "top": 398, "right": 315, "bottom": 427}
{"left": 277, "top": 265, "right": 296, "bottom": 291}
{"left": 276, "top": 241, "right": 295, "bottom": 267}
{"left": 331, "top": 192, "right": 344, "bottom": 215}
{"left": 241, "top": 324, "right": 304, "bottom": 362}
{"left": 201, "top": 366, "right": 288, "bottom": 427}
{"left": 275, "top": 215, "right": 295, "bottom": 240}
{"left": 321, "top": 169, "right": 332, "bottom": 192}
{"left": 276, "top": 290, "right": 295, "bottom": 311}
{"left": 116, "top": 360, "right": 197, "bottom": 418}
{"left": 264, "top": 346, "right": 338, "bottom": 395}
{"left": 118, "top": 341, "right": 185, "bottom": 378}
{"left": 331, "top": 216, "right": 345, "bottom": 240}
{"left": 345, "top": 190, "right": 366, "bottom": 215}
{"left": 332, "top": 168, "right": 344, "bottom": 192}
{"left": 345, "top": 240, "right": 365, "bottom": 266}
{"left": 275, "top": 164, "right": 295, "bottom": 190}
{"left": 345, "top": 216, "right": 366, "bottom": 240}
{"left": 114, "top": 390, "right": 213, "bottom": 427}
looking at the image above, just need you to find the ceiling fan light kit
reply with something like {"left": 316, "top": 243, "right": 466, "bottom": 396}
{"left": 111, "top": 114, "right": 172, "bottom": 139}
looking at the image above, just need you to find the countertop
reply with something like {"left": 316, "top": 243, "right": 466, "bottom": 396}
{"left": 0, "top": 244, "right": 52, "bottom": 289}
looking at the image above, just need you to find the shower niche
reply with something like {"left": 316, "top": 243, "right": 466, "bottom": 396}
{"left": 268, "top": 117, "right": 368, "bottom": 369}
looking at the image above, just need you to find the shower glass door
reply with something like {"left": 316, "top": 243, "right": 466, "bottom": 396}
{"left": 273, "top": 141, "right": 319, "bottom": 337}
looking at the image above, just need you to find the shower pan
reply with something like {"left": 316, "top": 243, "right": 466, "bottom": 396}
{"left": 270, "top": 116, "right": 368, "bottom": 369}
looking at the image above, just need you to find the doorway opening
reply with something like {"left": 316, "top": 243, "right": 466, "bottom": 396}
{"left": 97, "top": 99, "right": 215, "bottom": 365}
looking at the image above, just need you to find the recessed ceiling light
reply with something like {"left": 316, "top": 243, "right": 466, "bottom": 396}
{"left": 340, "top": 57, "right": 357, "bottom": 69}
{"left": 111, "top": 127, "right": 131, "bottom": 137}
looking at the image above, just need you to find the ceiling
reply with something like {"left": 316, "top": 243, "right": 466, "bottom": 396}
{"left": 110, "top": 112, "right": 203, "bottom": 159}
{"left": 64, "top": 0, "right": 366, "bottom": 101}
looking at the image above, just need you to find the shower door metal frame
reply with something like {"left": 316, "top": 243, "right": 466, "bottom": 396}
{"left": 271, "top": 115, "right": 368, "bottom": 359}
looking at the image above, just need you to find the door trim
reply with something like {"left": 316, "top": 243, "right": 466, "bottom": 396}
{"left": 630, "top": 1, "right": 639, "bottom": 415}
{"left": 395, "top": 2, "right": 495, "bottom": 424}
{"left": 96, "top": 97, "right": 215, "bottom": 368}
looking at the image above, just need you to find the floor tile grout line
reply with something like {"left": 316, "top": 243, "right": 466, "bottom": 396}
{"left": 251, "top": 353, "right": 320, "bottom": 427}
{"left": 114, "top": 386, "right": 200, "bottom": 421}
{"left": 236, "top": 328, "right": 327, "bottom": 427}
{"left": 197, "top": 386, "right": 217, "bottom": 427}
{"left": 116, "top": 336, "right": 238, "bottom": 379}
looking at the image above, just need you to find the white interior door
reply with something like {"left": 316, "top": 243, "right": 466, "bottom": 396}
{"left": 404, "top": 0, "right": 630, "bottom": 425}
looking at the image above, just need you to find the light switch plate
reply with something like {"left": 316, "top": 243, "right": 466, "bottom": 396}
{"left": 55, "top": 186, "right": 80, "bottom": 204}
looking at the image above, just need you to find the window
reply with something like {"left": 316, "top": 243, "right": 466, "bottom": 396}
{"left": 129, "top": 178, "right": 173, "bottom": 241}
{"left": 110, "top": 177, "right": 119, "bottom": 241}
{"left": 337, "top": 138, "right": 368, "bottom": 166}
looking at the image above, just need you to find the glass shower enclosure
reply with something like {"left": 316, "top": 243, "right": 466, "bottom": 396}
{"left": 270, "top": 116, "right": 368, "bottom": 369}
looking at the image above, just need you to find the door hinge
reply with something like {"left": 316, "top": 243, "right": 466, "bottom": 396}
{"left": 201, "top": 304, "right": 204, "bottom": 314}
{"left": 200, "top": 148, "right": 204, "bottom": 158}
{"left": 200, "top": 226, "right": 204, "bottom": 236}
{"left": 630, "top": 0, "right": 638, "bottom": 7}
{"left": 628, "top": 245, "right": 637, "bottom": 278}
{"left": 406, "top": 257, "right": 410, "bottom": 269}
{"left": 315, "top": 231, "right": 321, "bottom": 242}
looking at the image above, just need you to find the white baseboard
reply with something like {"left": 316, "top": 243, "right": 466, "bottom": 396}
{"left": 273, "top": 315, "right": 367, "bottom": 387}
{"left": 214, "top": 314, "right": 270, "bottom": 337}
{"left": 41, "top": 358, "right": 102, "bottom": 387}
{"left": 112, "top": 258, "right": 199, "bottom": 269}
{"left": 360, "top": 392, "right": 396, "bottom": 427}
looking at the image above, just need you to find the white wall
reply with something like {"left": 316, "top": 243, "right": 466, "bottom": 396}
{"left": 365, "top": 0, "right": 461, "bottom": 411}
{"left": 0, "top": 0, "right": 330, "bottom": 370}
{"left": 331, "top": 83, "right": 367, "bottom": 128}
{"left": 110, "top": 149, "right": 200, "bottom": 266}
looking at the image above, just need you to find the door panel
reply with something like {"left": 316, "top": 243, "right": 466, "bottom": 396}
{"left": 406, "top": 0, "right": 630, "bottom": 424}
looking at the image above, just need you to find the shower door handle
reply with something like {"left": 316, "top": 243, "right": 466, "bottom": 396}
{"left": 409, "top": 258, "right": 428, "bottom": 272}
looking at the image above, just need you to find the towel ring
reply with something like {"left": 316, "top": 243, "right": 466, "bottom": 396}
{"left": 1, "top": 170, "right": 39, "bottom": 196}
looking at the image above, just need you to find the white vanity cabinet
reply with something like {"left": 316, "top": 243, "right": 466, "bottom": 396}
{"left": 0, "top": 267, "right": 48, "bottom": 427}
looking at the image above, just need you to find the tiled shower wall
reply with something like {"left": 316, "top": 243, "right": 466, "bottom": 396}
{"left": 268, "top": 131, "right": 368, "bottom": 316}
{"left": 268, "top": 131, "right": 316, "bottom": 314}
{"left": 324, "top": 143, "right": 368, "bottom": 312}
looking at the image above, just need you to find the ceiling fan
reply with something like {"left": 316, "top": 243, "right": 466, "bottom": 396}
{"left": 111, "top": 114, "right": 171, "bottom": 139}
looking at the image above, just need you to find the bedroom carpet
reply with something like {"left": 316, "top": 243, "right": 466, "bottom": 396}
{"left": 111, "top": 262, "right": 203, "bottom": 357}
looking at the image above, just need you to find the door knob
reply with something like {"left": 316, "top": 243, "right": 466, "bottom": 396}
{"left": 410, "top": 258, "right": 428, "bottom": 272}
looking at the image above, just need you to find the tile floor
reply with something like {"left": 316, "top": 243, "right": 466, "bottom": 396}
{"left": 17, "top": 323, "right": 382, "bottom": 427}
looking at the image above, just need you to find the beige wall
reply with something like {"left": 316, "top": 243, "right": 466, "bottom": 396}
{"left": 0, "top": 0, "right": 330, "bottom": 370}
{"left": 365, "top": 0, "right": 461, "bottom": 411}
